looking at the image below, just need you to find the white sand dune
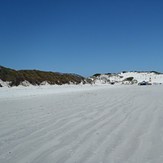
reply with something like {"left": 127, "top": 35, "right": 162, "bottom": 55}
{"left": 0, "top": 85, "right": 163, "bottom": 163}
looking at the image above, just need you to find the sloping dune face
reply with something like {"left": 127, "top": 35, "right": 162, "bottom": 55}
{"left": 0, "top": 85, "right": 163, "bottom": 163}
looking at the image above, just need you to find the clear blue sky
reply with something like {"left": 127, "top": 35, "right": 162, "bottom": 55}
{"left": 0, "top": 0, "right": 163, "bottom": 76}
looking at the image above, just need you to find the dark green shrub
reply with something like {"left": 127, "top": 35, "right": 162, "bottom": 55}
{"left": 0, "top": 66, "right": 85, "bottom": 86}
{"left": 123, "top": 77, "right": 134, "bottom": 81}
{"left": 93, "top": 73, "right": 101, "bottom": 77}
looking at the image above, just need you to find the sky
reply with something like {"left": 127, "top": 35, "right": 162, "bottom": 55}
{"left": 0, "top": 0, "right": 163, "bottom": 76}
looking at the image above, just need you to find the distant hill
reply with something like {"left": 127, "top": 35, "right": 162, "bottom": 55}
{"left": 0, "top": 66, "right": 86, "bottom": 87}
{"left": 90, "top": 71, "right": 163, "bottom": 85}
{"left": 1, "top": 66, "right": 163, "bottom": 87}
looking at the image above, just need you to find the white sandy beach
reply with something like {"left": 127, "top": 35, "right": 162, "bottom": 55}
{"left": 0, "top": 85, "right": 163, "bottom": 163}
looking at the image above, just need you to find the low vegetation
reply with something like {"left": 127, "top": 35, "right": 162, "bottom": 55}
{"left": 123, "top": 77, "right": 134, "bottom": 81}
{"left": 0, "top": 66, "right": 85, "bottom": 86}
{"left": 92, "top": 73, "right": 101, "bottom": 77}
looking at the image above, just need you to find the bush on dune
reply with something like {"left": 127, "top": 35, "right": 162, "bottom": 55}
{"left": 0, "top": 66, "right": 85, "bottom": 86}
